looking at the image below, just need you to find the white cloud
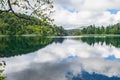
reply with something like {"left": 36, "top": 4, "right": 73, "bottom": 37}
{"left": 52, "top": 0, "right": 120, "bottom": 29}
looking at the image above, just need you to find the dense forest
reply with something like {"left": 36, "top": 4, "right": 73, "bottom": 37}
{"left": 0, "top": 12, "right": 67, "bottom": 36}
{"left": 68, "top": 23, "right": 120, "bottom": 35}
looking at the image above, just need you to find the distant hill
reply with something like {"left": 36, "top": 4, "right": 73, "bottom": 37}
{"left": 67, "top": 28, "right": 81, "bottom": 35}
{"left": 66, "top": 23, "right": 120, "bottom": 35}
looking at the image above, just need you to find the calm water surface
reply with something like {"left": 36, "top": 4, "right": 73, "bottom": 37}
{"left": 0, "top": 36, "right": 120, "bottom": 80}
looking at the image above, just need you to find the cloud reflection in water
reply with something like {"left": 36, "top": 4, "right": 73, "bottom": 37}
{"left": 1, "top": 39, "right": 120, "bottom": 80}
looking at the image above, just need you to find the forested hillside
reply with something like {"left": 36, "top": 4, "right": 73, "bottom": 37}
{"left": 0, "top": 12, "right": 67, "bottom": 36}
{"left": 68, "top": 23, "right": 120, "bottom": 35}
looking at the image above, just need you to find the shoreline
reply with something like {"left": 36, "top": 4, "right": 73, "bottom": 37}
{"left": 0, "top": 34, "right": 120, "bottom": 38}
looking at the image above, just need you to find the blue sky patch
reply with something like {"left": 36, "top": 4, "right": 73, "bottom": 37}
{"left": 105, "top": 55, "right": 120, "bottom": 62}
{"left": 108, "top": 9, "right": 119, "bottom": 14}
{"left": 63, "top": 6, "right": 77, "bottom": 13}
{"left": 61, "top": 56, "right": 77, "bottom": 62}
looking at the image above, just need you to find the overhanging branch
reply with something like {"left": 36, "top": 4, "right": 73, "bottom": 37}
{"left": 7, "top": 0, "right": 31, "bottom": 20}
{"left": 0, "top": 9, "right": 11, "bottom": 13}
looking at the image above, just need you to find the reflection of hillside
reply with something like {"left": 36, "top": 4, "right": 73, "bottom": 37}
{"left": 0, "top": 37, "right": 64, "bottom": 57}
{"left": 80, "top": 37, "right": 120, "bottom": 48}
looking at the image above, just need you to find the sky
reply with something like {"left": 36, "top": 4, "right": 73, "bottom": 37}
{"left": 52, "top": 0, "right": 120, "bottom": 29}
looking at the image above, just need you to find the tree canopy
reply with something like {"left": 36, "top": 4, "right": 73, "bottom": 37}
{"left": 68, "top": 23, "right": 120, "bottom": 35}
{"left": 0, "top": 12, "right": 67, "bottom": 35}
{"left": 0, "top": 0, "right": 54, "bottom": 23}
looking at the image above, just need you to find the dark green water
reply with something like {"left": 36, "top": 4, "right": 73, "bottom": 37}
{"left": 0, "top": 36, "right": 120, "bottom": 80}
{"left": 0, "top": 36, "right": 64, "bottom": 57}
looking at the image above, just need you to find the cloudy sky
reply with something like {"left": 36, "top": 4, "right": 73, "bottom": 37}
{"left": 52, "top": 0, "right": 120, "bottom": 29}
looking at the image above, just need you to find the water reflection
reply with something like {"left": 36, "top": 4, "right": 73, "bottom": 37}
{"left": 80, "top": 37, "right": 120, "bottom": 48}
{"left": 0, "top": 36, "right": 120, "bottom": 80}
{"left": 0, "top": 36, "right": 64, "bottom": 57}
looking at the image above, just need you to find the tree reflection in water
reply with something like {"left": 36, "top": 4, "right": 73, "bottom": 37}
{"left": 0, "top": 61, "right": 6, "bottom": 80}
{"left": 79, "top": 37, "right": 120, "bottom": 48}
{"left": 0, "top": 36, "right": 64, "bottom": 57}
{"left": 1, "top": 36, "right": 120, "bottom": 80}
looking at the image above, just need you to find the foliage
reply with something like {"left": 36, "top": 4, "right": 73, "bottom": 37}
{"left": 69, "top": 23, "right": 120, "bottom": 35}
{"left": 0, "top": 0, "right": 54, "bottom": 23}
{"left": 0, "top": 12, "right": 67, "bottom": 36}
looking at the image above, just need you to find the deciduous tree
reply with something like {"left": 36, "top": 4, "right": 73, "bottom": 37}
{"left": 0, "top": 0, "right": 54, "bottom": 22}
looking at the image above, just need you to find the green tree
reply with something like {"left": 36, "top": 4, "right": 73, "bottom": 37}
{"left": 0, "top": 0, "right": 54, "bottom": 23}
{"left": 68, "top": 23, "right": 120, "bottom": 35}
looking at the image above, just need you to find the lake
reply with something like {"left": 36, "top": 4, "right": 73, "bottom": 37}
{"left": 0, "top": 36, "right": 120, "bottom": 80}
